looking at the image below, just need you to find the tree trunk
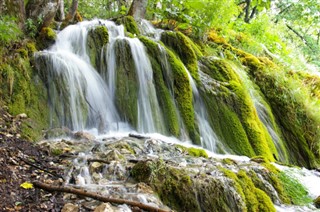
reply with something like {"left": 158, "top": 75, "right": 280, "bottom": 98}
{"left": 3, "top": 0, "right": 26, "bottom": 28}
{"left": 56, "top": 0, "right": 65, "bottom": 21}
{"left": 244, "top": 0, "right": 251, "bottom": 23}
{"left": 66, "top": 0, "right": 78, "bottom": 22}
{"left": 128, "top": 0, "right": 148, "bottom": 20}
{"left": 26, "top": 0, "right": 60, "bottom": 29}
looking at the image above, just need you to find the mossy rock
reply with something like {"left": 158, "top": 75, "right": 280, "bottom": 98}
{"left": 87, "top": 25, "right": 109, "bottom": 70}
{"left": 161, "top": 31, "right": 199, "bottom": 82}
{"left": 166, "top": 47, "right": 200, "bottom": 144}
{"left": 1, "top": 52, "right": 50, "bottom": 141}
{"left": 140, "top": 36, "right": 200, "bottom": 143}
{"left": 139, "top": 36, "right": 180, "bottom": 137}
{"left": 113, "top": 39, "right": 139, "bottom": 128}
{"left": 37, "top": 27, "right": 57, "bottom": 50}
{"left": 199, "top": 57, "right": 277, "bottom": 160}
{"left": 175, "top": 144, "right": 208, "bottom": 158}
{"left": 116, "top": 16, "right": 140, "bottom": 35}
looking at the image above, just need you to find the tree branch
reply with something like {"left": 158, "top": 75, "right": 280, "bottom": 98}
{"left": 286, "top": 24, "right": 313, "bottom": 50}
{"left": 33, "top": 181, "right": 171, "bottom": 212}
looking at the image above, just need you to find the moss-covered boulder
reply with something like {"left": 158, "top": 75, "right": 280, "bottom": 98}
{"left": 199, "top": 57, "right": 277, "bottom": 160}
{"left": 0, "top": 44, "right": 49, "bottom": 141}
{"left": 37, "top": 27, "right": 57, "bottom": 50}
{"left": 139, "top": 36, "right": 180, "bottom": 137}
{"left": 161, "top": 31, "right": 200, "bottom": 82}
{"left": 87, "top": 26, "right": 109, "bottom": 70}
{"left": 116, "top": 16, "right": 140, "bottom": 35}
{"left": 113, "top": 39, "right": 139, "bottom": 128}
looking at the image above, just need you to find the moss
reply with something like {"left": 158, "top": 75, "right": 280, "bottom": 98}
{"left": 139, "top": 36, "right": 180, "bottom": 136}
{"left": 165, "top": 47, "right": 200, "bottom": 144}
{"left": 116, "top": 16, "right": 140, "bottom": 35}
{"left": 51, "top": 148, "right": 63, "bottom": 156}
{"left": 221, "top": 168, "right": 275, "bottom": 212}
{"left": 131, "top": 160, "right": 200, "bottom": 211}
{"left": 87, "top": 26, "right": 109, "bottom": 70}
{"left": 161, "top": 31, "right": 199, "bottom": 82}
{"left": 175, "top": 145, "right": 208, "bottom": 158}
{"left": 199, "top": 57, "right": 277, "bottom": 160}
{"left": 37, "top": 27, "right": 57, "bottom": 50}
{"left": 114, "top": 39, "right": 139, "bottom": 128}
{"left": 1, "top": 51, "right": 49, "bottom": 141}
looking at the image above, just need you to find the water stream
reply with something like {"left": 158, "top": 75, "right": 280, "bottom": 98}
{"left": 35, "top": 19, "right": 320, "bottom": 211}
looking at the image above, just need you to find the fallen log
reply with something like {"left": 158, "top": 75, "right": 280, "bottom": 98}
{"left": 33, "top": 181, "right": 170, "bottom": 212}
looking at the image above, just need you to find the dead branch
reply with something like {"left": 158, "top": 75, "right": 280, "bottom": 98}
{"left": 18, "top": 156, "right": 63, "bottom": 179}
{"left": 33, "top": 181, "right": 171, "bottom": 212}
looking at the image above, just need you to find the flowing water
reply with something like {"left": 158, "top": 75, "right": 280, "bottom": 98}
{"left": 36, "top": 19, "right": 320, "bottom": 211}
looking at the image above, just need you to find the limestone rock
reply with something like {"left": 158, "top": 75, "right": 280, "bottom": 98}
{"left": 61, "top": 203, "right": 79, "bottom": 212}
{"left": 74, "top": 131, "right": 95, "bottom": 141}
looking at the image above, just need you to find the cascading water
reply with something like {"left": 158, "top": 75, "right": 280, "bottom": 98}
{"left": 36, "top": 19, "right": 320, "bottom": 212}
{"left": 185, "top": 68, "right": 228, "bottom": 153}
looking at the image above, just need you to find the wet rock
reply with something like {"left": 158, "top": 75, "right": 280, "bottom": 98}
{"left": 74, "top": 131, "right": 95, "bottom": 141}
{"left": 44, "top": 127, "right": 72, "bottom": 139}
{"left": 90, "top": 162, "right": 103, "bottom": 173}
{"left": 61, "top": 203, "right": 79, "bottom": 212}
{"left": 94, "top": 203, "right": 116, "bottom": 212}
{"left": 314, "top": 196, "right": 320, "bottom": 208}
{"left": 105, "top": 150, "right": 124, "bottom": 162}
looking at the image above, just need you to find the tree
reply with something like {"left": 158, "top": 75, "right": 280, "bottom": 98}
{"left": 128, "top": 0, "right": 148, "bottom": 20}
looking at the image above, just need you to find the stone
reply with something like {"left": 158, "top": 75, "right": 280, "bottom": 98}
{"left": 74, "top": 131, "right": 95, "bottom": 141}
{"left": 61, "top": 203, "right": 79, "bottom": 212}
{"left": 94, "top": 203, "right": 115, "bottom": 212}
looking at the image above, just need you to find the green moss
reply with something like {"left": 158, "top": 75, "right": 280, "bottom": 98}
{"left": 87, "top": 26, "right": 109, "bottom": 70}
{"left": 175, "top": 145, "right": 208, "bottom": 158}
{"left": 116, "top": 16, "right": 140, "bottom": 35}
{"left": 166, "top": 47, "right": 200, "bottom": 144}
{"left": 221, "top": 168, "right": 275, "bottom": 212}
{"left": 199, "top": 57, "right": 277, "bottom": 160}
{"left": 114, "top": 39, "right": 139, "bottom": 128}
{"left": 131, "top": 160, "right": 200, "bottom": 211}
{"left": 139, "top": 36, "right": 180, "bottom": 136}
{"left": 1, "top": 51, "right": 49, "bottom": 141}
{"left": 161, "top": 31, "right": 199, "bottom": 82}
{"left": 51, "top": 148, "right": 63, "bottom": 156}
{"left": 37, "top": 27, "right": 57, "bottom": 50}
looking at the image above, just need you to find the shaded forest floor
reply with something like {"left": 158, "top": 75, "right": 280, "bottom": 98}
{"left": 0, "top": 106, "right": 64, "bottom": 211}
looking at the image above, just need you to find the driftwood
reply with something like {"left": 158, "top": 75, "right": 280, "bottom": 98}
{"left": 33, "top": 181, "right": 170, "bottom": 212}
{"left": 18, "top": 156, "right": 63, "bottom": 179}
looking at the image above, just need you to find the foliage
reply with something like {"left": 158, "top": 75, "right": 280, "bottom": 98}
{"left": 25, "top": 16, "right": 43, "bottom": 38}
{"left": 146, "top": 0, "right": 239, "bottom": 39}
{"left": 0, "top": 16, "right": 22, "bottom": 45}
{"left": 278, "top": 171, "right": 312, "bottom": 205}
{"left": 76, "top": 0, "right": 129, "bottom": 19}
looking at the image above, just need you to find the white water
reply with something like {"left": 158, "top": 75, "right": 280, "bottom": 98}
{"left": 185, "top": 69, "right": 228, "bottom": 153}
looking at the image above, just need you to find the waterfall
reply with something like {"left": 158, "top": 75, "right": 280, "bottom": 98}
{"left": 37, "top": 19, "right": 166, "bottom": 134}
{"left": 229, "top": 61, "right": 289, "bottom": 163}
{"left": 185, "top": 69, "right": 228, "bottom": 153}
